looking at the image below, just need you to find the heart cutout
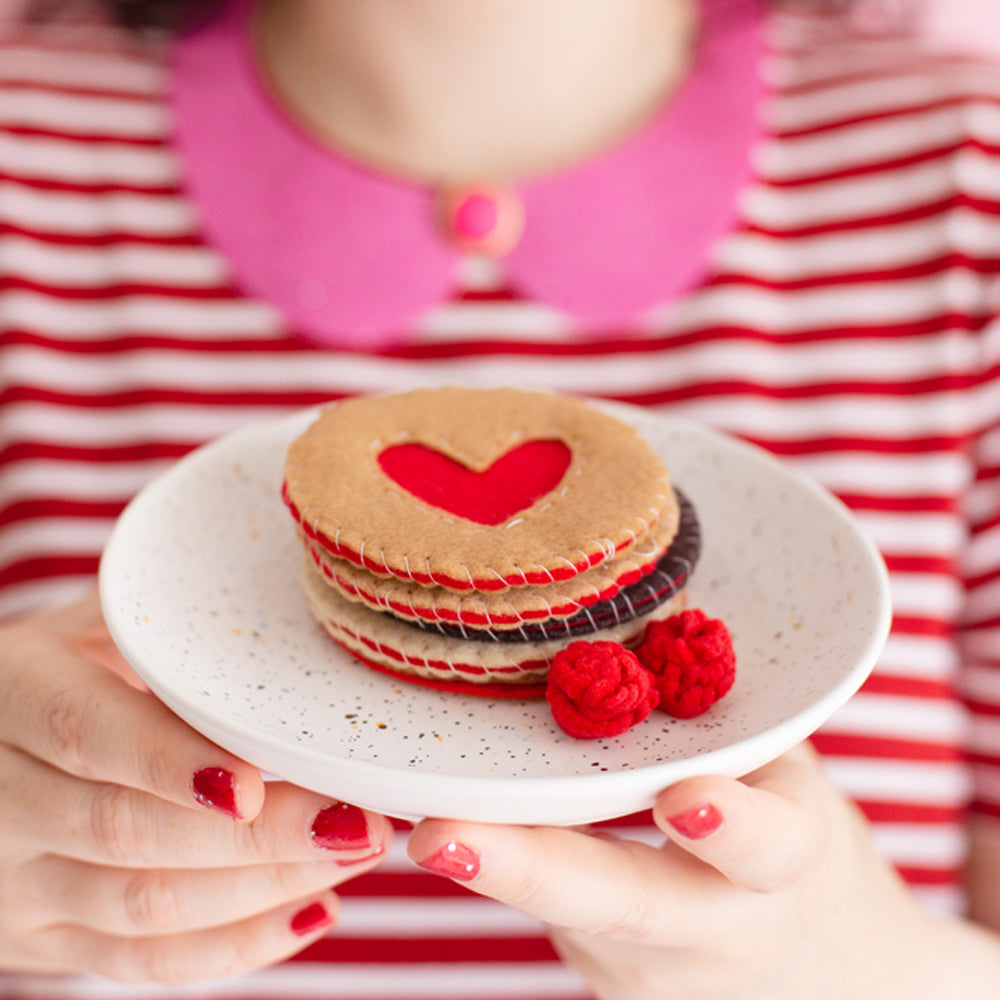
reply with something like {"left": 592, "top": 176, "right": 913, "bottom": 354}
{"left": 377, "top": 439, "right": 572, "bottom": 526}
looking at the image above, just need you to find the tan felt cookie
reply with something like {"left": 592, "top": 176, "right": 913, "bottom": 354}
{"left": 283, "top": 387, "right": 676, "bottom": 593}
{"left": 304, "top": 511, "right": 675, "bottom": 630}
{"left": 301, "top": 559, "right": 688, "bottom": 687}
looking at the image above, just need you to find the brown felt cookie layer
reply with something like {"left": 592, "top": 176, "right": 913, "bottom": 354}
{"left": 283, "top": 387, "right": 675, "bottom": 593}
{"left": 301, "top": 558, "right": 688, "bottom": 688}
{"left": 303, "top": 505, "right": 677, "bottom": 629}
{"left": 415, "top": 488, "right": 701, "bottom": 642}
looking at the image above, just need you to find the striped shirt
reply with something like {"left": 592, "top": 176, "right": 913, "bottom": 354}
{"left": 3, "top": 3, "right": 1000, "bottom": 998}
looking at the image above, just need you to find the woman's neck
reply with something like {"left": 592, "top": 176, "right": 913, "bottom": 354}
{"left": 254, "top": 0, "right": 699, "bottom": 184}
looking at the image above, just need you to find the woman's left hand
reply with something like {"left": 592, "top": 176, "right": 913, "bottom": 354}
{"left": 408, "top": 742, "right": 1000, "bottom": 1000}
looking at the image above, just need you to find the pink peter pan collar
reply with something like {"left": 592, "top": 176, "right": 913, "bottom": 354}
{"left": 170, "top": 0, "right": 763, "bottom": 351}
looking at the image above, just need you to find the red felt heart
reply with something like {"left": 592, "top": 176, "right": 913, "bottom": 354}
{"left": 377, "top": 439, "right": 572, "bottom": 526}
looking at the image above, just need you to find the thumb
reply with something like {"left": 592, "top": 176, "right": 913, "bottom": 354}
{"left": 72, "top": 589, "right": 151, "bottom": 690}
{"left": 35, "top": 588, "right": 146, "bottom": 688}
{"left": 5, "top": 592, "right": 267, "bottom": 821}
{"left": 652, "top": 742, "right": 834, "bottom": 893}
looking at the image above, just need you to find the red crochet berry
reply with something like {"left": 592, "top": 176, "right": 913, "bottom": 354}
{"left": 546, "top": 640, "right": 659, "bottom": 739}
{"left": 636, "top": 609, "right": 736, "bottom": 719}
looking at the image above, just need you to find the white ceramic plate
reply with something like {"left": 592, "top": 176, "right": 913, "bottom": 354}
{"left": 99, "top": 403, "right": 891, "bottom": 826}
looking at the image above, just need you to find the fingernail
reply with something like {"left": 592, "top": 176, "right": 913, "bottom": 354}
{"left": 192, "top": 767, "right": 241, "bottom": 819}
{"left": 290, "top": 901, "right": 333, "bottom": 936}
{"left": 310, "top": 802, "right": 371, "bottom": 851}
{"left": 335, "top": 844, "right": 386, "bottom": 867}
{"left": 667, "top": 802, "right": 723, "bottom": 840}
{"left": 416, "top": 841, "right": 480, "bottom": 881}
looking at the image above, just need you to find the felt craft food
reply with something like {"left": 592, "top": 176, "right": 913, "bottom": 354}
{"left": 283, "top": 387, "right": 706, "bottom": 703}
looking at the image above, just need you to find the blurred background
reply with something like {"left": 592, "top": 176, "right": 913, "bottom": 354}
{"left": 0, "top": 0, "right": 996, "bottom": 58}
{"left": 917, "top": 0, "right": 1000, "bottom": 57}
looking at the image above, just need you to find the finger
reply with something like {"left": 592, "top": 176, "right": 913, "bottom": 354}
{"left": 1, "top": 623, "right": 264, "bottom": 821}
{"left": 32, "top": 589, "right": 150, "bottom": 690}
{"left": 652, "top": 743, "right": 832, "bottom": 892}
{"left": 31, "top": 586, "right": 107, "bottom": 637}
{"left": 70, "top": 622, "right": 150, "bottom": 692}
{"left": 407, "top": 819, "right": 723, "bottom": 944}
{"left": 4, "top": 748, "right": 393, "bottom": 869}
{"left": 30, "top": 890, "right": 340, "bottom": 984}
{"left": 19, "top": 853, "right": 384, "bottom": 937}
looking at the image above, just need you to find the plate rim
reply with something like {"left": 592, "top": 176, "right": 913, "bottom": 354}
{"left": 99, "top": 401, "right": 892, "bottom": 824}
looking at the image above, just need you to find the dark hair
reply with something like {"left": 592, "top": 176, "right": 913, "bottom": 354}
{"left": 30, "top": 0, "right": 907, "bottom": 36}
{"left": 26, "top": 0, "right": 223, "bottom": 31}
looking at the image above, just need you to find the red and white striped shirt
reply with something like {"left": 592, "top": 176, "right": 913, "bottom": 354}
{"left": 3, "top": 3, "right": 1000, "bottom": 998}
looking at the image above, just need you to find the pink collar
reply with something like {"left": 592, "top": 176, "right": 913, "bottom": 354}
{"left": 170, "top": 0, "right": 763, "bottom": 351}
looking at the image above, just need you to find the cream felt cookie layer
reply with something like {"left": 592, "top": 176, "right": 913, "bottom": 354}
{"left": 301, "top": 559, "right": 688, "bottom": 686}
{"left": 283, "top": 388, "right": 676, "bottom": 593}
{"left": 304, "top": 510, "right": 676, "bottom": 629}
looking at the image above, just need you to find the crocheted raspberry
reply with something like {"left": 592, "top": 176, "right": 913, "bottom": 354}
{"left": 546, "top": 640, "right": 659, "bottom": 739}
{"left": 636, "top": 609, "right": 736, "bottom": 719}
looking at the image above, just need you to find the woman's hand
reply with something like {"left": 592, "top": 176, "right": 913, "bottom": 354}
{"left": 409, "top": 742, "right": 1000, "bottom": 1000}
{"left": 0, "top": 590, "right": 393, "bottom": 984}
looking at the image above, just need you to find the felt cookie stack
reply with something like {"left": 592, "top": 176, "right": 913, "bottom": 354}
{"left": 282, "top": 387, "right": 702, "bottom": 698}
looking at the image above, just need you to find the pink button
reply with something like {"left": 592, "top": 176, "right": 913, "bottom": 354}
{"left": 437, "top": 184, "right": 525, "bottom": 257}
{"left": 453, "top": 193, "right": 499, "bottom": 241}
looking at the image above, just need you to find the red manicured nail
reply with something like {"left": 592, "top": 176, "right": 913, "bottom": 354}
{"left": 416, "top": 841, "right": 480, "bottom": 881}
{"left": 310, "top": 802, "right": 371, "bottom": 851}
{"left": 290, "top": 901, "right": 333, "bottom": 937}
{"left": 667, "top": 802, "right": 724, "bottom": 840}
{"left": 192, "top": 767, "right": 241, "bottom": 819}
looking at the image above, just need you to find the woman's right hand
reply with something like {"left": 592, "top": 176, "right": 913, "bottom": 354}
{"left": 0, "top": 590, "right": 393, "bottom": 984}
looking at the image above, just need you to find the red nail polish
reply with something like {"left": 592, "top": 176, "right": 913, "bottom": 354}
{"left": 668, "top": 802, "right": 723, "bottom": 840}
{"left": 311, "top": 802, "right": 371, "bottom": 851}
{"left": 290, "top": 901, "right": 333, "bottom": 937}
{"left": 416, "top": 841, "right": 480, "bottom": 881}
{"left": 192, "top": 767, "right": 241, "bottom": 819}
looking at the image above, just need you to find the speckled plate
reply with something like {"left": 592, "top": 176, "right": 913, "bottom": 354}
{"left": 99, "top": 403, "right": 891, "bottom": 826}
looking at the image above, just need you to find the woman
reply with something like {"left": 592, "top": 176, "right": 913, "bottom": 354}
{"left": 1, "top": 0, "right": 1000, "bottom": 996}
